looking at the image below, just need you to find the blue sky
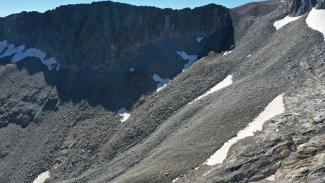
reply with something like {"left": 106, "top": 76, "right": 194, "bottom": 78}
{"left": 0, "top": 0, "right": 262, "bottom": 17}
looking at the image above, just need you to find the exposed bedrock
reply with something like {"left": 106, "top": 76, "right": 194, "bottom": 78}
{"left": 1, "top": 0, "right": 325, "bottom": 183}
{"left": 284, "top": 0, "right": 325, "bottom": 16}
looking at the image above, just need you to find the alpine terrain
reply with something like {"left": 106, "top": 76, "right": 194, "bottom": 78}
{"left": 0, "top": 0, "right": 324, "bottom": 182}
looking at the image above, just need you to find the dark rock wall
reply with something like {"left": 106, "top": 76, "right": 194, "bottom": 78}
{"left": 317, "top": 0, "right": 325, "bottom": 8}
{"left": 0, "top": 1, "right": 234, "bottom": 111}
{"left": 0, "top": 2, "right": 233, "bottom": 66}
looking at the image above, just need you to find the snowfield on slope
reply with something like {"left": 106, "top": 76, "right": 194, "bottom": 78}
{"left": 152, "top": 74, "right": 169, "bottom": 92}
{"left": 273, "top": 15, "right": 302, "bottom": 30}
{"left": 206, "top": 94, "right": 285, "bottom": 166}
{"left": 190, "top": 75, "right": 233, "bottom": 104}
{"left": 177, "top": 51, "right": 198, "bottom": 71}
{"left": 0, "top": 40, "right": 59, "bottom": 71}
{"left": 117, "top": 108, "right": 131, "bottom": 123}
{"left": 306, "top": 8, "right": 325, "bottom": 41}
{"left": 33, "top": 171, "right": 50, "bottom": 183}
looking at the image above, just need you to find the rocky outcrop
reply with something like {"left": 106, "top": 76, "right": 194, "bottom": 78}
{"left": 284, "top": 0, "right": 325, "bottom": 16}
{"left": 285, "top": 0, "right": 317, "bottom": 16}
{"left": 317, "top": 0, "right": 325, "bottom": 8}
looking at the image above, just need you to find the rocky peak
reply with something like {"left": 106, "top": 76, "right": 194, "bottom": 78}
{"left": 286, "top": 0, "right": 317, "bottom": 16}
{"left": 285, "top": 0, "right": 325, "bottom": 16}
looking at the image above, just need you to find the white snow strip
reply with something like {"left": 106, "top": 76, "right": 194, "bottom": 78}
{"left": 206, "top": 94, "right": 285, "bottom": 166}
{"left": 33, "top": 171, "right": 50, "bottom": 183}
{"left": 223, "top": 50, "right": 233, "bottom": 56}
{"left": 0, "top": 44, "right": 25, "bottom": 59}
{"left": 273, "top": 15, "right": 302, "bottom": 30}
{"left": 177, "top": 51, "right": 198, "bottom": 70}
{"left": 306, "top": 8, "right": 325, "bottom": 41}
{"left": 12, "top": 48, "right": 59, "bottom": 70}
{"left": 0, "top": 40, "right": 59, "bottom": 71}
{"left": 153, "top": 74, "right": 169, "bottom": 92}
{"left": 117, "top": 108, "right": 130, "bottom": 123}
{"left": 12, "top": 48, "right": 46, "bottom": 63}
{"left": 196, "top": 37, "right": 204, "bottom": 43}
{"left": 129, "top": 67, "right": 135, "bottom": 72}
{"left": 191, "top": 75, "right": 233, "bottom": 103}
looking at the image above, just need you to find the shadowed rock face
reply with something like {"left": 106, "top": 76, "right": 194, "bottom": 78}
{"left": 0, "top": 1, "right": 234, "bottom": 118}
{"left": 3, "top": 3, "right": 233, "bottom": 64}
{"left": 0, "top": 2, "right": 234, "bottom": 66}
{"left": 317, "top": 0, "right": 325, "bottom": 8}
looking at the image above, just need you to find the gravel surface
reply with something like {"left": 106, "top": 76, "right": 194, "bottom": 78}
{"left": 0, "top": 1, "right": 324, "bottom": 183}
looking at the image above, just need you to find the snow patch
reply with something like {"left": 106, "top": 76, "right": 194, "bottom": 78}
{"left": 33, "top": 171, "right": 50, "bottom": 183}
{"left": 297, "top": 142, "right": 307, "bottom": 150}
{"left": 0, "top": 40, "right": 59, "bottom": 71}
{"left": 273, "top": 15, "right": 302, "bottom": 30}
{"left": 223, "top": 45, "right": 235, "bottom": 56}
{"left": 223, "top": 50, "right": 233, "bottom": 56}
{"left": 306, "top": 8, "right": 325, "bottom": 41}
{"left": 177, "top": 51, "right": 198, "bottom": 70}
{"left": 196, "top": 37, "right": 204, "bottom": 43}
{"left": 153, "top": 74, "right": 169, "bottom": 92}
{"left": 206, "top": 94, "right": 285, "bottom": 166}
{"left": 265, "top": 174, "right": 276, "bottom": 181}
{"left": 0, "top": 45, "right": 25, "bottom": 59}
{"left": 117, "top": 108, "right": 130, "bottom": 123}
{"left": 191, "top": 75, "right": 233, "bottom": 103}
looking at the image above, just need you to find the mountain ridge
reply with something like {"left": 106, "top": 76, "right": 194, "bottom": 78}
{"left": 0, "top": 0, "right": 325, "bottom": 183}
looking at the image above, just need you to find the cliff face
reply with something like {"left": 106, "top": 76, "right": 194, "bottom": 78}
{"left": 0, "top": 2, "right": 233, "bottom": 66}
{"left": 0, "top": 1, "right": 234, "bottom": 112}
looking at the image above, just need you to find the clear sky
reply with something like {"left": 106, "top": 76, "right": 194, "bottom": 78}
{"left": 0, "top": 0, "right": 262, "bottom": 17}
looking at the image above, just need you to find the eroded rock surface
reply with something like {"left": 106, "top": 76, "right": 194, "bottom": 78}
{"left": 1, "top": 0, "right": 325, "bottom": 183}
